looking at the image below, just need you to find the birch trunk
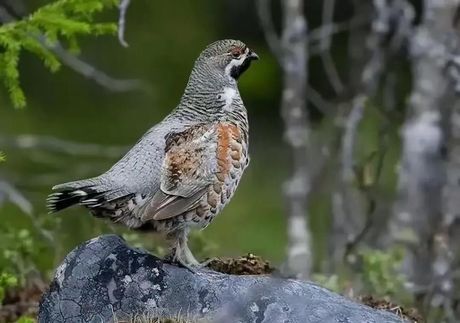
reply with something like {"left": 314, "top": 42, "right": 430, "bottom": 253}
{"left": 280, "top": 0, "right": 312, "bottom": 278}
{"left": 391, "top": 0, "right": 459, "bottom": 309}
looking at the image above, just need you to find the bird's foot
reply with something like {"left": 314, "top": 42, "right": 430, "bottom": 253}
{"left": 163, "top": 255, "right": 216, "bottom": 272}
{"left": 163, "top": 256, "right": 197, "bottom": 273}
{"left": 176, "top": 258, "right": 199, "bottom": 274}
{"left": 197, "top": 257, "right": 217, "bottom": 268}
{"left": 163, "top": 249, "right": 199, "bottom": 274}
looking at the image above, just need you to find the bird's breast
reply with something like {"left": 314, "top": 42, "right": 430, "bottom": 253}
{"left": 193, "top": 122, "right": 249, "bottom": 225}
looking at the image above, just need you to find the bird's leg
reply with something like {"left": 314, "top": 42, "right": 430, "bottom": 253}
{"left": 164, "top": 229, "right": 198, "bottom": 273}
{"left": 177, "top": 229, "right": 202, "bottom": 268}
{"left": 181, "top": 241, "right": 200, "bottom": 266}
{"left": 163, "top": 231, "right": 182, "bottom": 263}
{"left": 181, "top": 234, "right": 216, "bottom": 268}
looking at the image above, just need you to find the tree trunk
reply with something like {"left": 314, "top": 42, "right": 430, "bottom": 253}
{"left": 391, "top": 0, "right": 459, "bottom": 311}
{"left": 279, "top": 0, "right": 312, "bottom": 278}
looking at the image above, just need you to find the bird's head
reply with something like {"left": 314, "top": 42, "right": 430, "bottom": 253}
{"left": 195, "top": 39, "right": 259, "bottom": 81}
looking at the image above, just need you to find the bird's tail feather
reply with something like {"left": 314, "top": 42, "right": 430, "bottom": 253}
{"left": 47, "top": 177, "right": 136, "bottom": 217}
{"left": 47, "top": 177, "right": 107, "bottom": 212}
{"left": 52, "top": 178, "right": 99, "bottom": 191}
{"left": 46, "top": 186, "right": 104, "bottom": 213}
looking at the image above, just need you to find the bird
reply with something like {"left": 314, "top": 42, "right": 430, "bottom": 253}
{"left": 47, "top": 39, "right": 258, "bottom": 270}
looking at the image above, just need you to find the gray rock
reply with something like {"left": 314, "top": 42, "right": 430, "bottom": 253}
{"left": 39, "top": 235, "right": 405, "bottom": 323}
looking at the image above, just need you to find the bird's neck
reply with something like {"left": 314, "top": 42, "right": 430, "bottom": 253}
{"left": 182, "top": 67, "right": 236, "bottom": 103}
{"left": 173, "top": 69, "right": 247, "bottom": 126}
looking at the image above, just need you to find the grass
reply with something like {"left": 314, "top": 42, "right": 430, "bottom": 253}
{"left": 115, "top": 312, "right": 205, "bottom": 323}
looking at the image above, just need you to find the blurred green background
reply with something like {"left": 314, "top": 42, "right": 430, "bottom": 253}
{"left": 0, "top": 0, "right": 403, "bottom": 277}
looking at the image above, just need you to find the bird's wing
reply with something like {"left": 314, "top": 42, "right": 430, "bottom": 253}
{"left": 141, "top": 123, "right": 219, "bottom": 221}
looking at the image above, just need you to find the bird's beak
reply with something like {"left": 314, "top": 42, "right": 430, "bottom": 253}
{"left": 247, "top": 50, "right": 259, "bottom": 61}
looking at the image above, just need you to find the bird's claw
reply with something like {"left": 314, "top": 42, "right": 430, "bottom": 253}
{"left": 163, "top": 252, "right": 199, "bottom": 274}
{"left": 198, "top": 257, "right": 217, "bottom": 268}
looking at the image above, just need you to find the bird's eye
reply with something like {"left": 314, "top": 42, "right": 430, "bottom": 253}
{"left": 230, "top": 48, "right": 242, "bottom": 58}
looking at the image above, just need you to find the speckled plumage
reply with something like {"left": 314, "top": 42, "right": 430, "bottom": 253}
{"left": 47, "top": 39, "right": 258, "bottom": 267}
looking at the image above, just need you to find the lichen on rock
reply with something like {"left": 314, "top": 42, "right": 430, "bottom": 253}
{"left": 39, "top": 235, "right": 406, "bottom": 323}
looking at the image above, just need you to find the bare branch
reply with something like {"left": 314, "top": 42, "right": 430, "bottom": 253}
{"left": 0, "top": 134, "right": 127, "bottom": 158}
{"left": 308, "top": 15, "right": 370, "bottom": 44}
{"left": 305, "top": 84, "right": 335, "bottom": 115}
{"left": 0, "top": 4, "right": 147, "bottom": 94}
{"left": 341, "top": 95, "right": 366, "bottom": 183}
{"left": 0, "top": 180, "right": 32, "bottom": 215}
{"left": 330, "top": 96, "right": 366, "bottom": 268}
{"left": 389, "top": 0, "right": 415, "bottom": 52}
{"left": 329, "top": 0, "right": 400, "bottom": 270}
{"left": 0, "top": 174, "right": 57, "bottom": 247}
{"left": 0, "top": 179, "right": 57, "bottom": 246}
{"left": 49, "top": 42, "right": 147, "bottom": 93}
{"left": 446, "top": 57, "right": 460, "bottom": 93}
{"left": 319, "top": 0, "right": 344, "bottom": 94}
{"left": 118, "top": 0, "right": 131, "bottom": 48}
{"left": 341, "top": 0, "right": 397, "bottom": 183}
{"left": 255, "top": 0, "right": 283, "bottom": 62}
{"left": 383, "top": 72, "right": 397, "bottom": 112}
{"left": 0, "top": 0, "right": 25, "bottom": 21}
{"left": 0, "top": 179, "right": 57, "bottom": 248}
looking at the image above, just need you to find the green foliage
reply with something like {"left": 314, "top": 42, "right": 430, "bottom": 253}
{"left": 0, "top": 229, "right": 35, "bottom": 284}
{"left": 15, "top": 317, "right": 36, "bottom": 323}
{"left": 0, "top": 0, "right": 118, "bottom": 108}
{"left": 16, "top": 317, "right": 36, "bottom": 323}
{"left": 0, "top": 272, "right": 18, "bottom": 304}
{"left": 314, "top": 248, "right": 410, "bottom": 304}
{"left": 0, "top": 153, "right": 16, "bottom": 306}
{"left": 121, "top": 232, "right": 168, "bottom": 257}
{"left": 122, "top": 232, "right": 148, "bottom": 250}
{"left": 360, "top": 247, "right": 407, "bottom": 297}
{"left": 312, "top": 273, "right": 346, "bottom": 294}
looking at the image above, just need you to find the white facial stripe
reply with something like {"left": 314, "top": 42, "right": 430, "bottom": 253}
{"left": 224, "top": 55, "right": 246, "bottom": 78}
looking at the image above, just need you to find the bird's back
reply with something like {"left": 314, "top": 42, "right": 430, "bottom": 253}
{"left": 103, "top": 118, "right": 182, "bottom": 195}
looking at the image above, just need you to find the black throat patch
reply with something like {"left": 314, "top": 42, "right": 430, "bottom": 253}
{"left": 230, "top": 58, "right": 253, "bottom": 80}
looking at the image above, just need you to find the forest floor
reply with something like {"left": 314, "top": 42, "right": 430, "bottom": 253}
{"left": 358, "top": 295, "right": 424, "bottom": 322}
{"left": 0, "top": 279, "right": 44, "bottom": 322}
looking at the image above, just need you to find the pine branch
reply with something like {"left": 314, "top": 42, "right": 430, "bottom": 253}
{"left": 0, "top": 0, "right": 118, "bottom": 108}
